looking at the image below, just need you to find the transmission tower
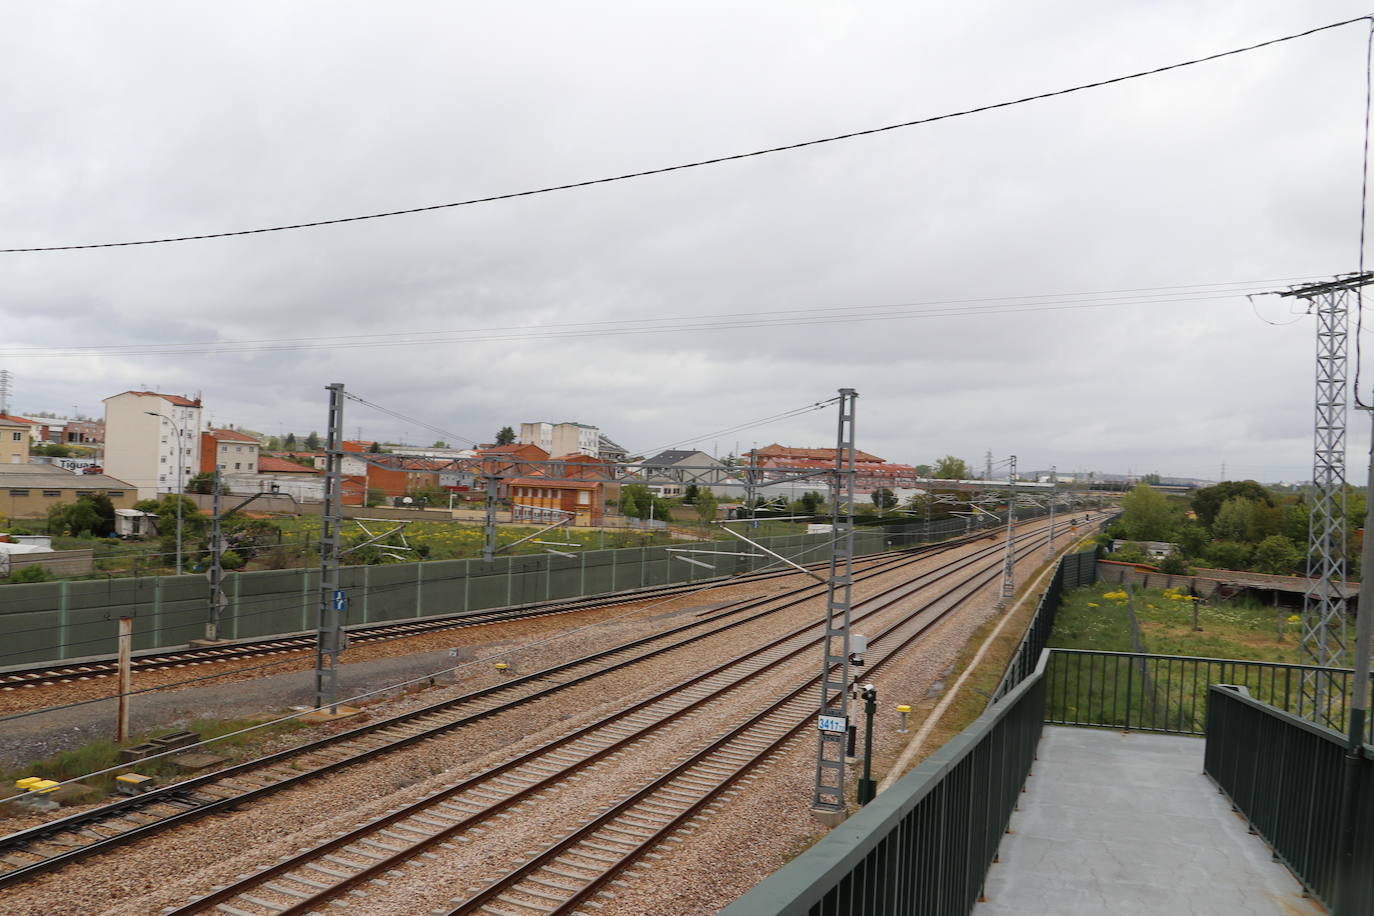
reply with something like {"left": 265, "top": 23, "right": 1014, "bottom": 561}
{"left": 1280, "top": 274, "right": 1373, "bottom": 724}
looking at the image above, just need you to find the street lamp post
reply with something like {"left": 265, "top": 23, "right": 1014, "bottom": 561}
{"left": 145, "top": 410, "right": 186, "bottom": 575}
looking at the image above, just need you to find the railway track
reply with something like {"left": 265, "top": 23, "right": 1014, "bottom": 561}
{"left": 151, "top": 519, "right": 1085, "bottom": 916}
{"left": 0, "top": 540, "right": 945, "bottom": 692}
{"left": 0, "top": 527, "right": 1013, "bottom": 888}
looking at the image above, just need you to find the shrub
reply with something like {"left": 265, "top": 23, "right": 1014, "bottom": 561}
{"left": 9, "top": 565, "right": 50, "bottom": 583}
{"left": 218, "top": 550, "right": 246, "bottom": 570}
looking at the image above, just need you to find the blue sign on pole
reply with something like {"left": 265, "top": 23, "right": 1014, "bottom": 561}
{"left": 333, "top": 589, "right": 347, "bottom": 612}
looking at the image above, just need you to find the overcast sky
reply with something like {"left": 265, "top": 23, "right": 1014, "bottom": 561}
{"left": 4, "top": 2, "right": 1374, "bottom": 483}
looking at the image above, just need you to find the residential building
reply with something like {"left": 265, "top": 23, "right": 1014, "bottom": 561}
{"left": 102, "top": 391, "right": 203, "bottom": 500}
{"left": 226, "top": 455, "right": 325, "bottom": 502}
{"left": 518, "top": 421, "right": 604, "bottom": 459}
{"left": 0, "top": 464, "right": 138, "bottom": 519}
{"left": 200, "top": 428, "right": 261, "bottom": 475}
{"left": 0, "top": 413, "right": 36, "bottom": 464}
{"left": 509, "top": 477, "right": 604, "bottom": 526}
{"left": 638, "top": 450, "right": 732, "bottom": 496}
{"left": 36, "top": 418, "right": 103, "bottom": 447}
{"left": 597, "top": 433, "right": 629, "bottom": 462}
{"left": 746, "top": 443, "right": 918, "bottom": 494}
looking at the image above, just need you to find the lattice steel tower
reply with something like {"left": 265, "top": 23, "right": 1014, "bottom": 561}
{"left": 811, "top": 389, "right": 857, "bottom": 821}
{"left": 1281, "top": 274, "right": 1373, "bottom": 723}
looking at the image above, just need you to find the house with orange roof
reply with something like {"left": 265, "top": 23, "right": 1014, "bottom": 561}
{"left": 0, "top": 413, "right": 38, "bottom": 464}
{"left": 200, "top": 427, "right": 261, "bottom": 475}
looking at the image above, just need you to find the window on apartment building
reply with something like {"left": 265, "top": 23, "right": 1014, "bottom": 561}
{"left": 578, "top": 491, "right": 589, "bottom": 505}
{"left": 235, "top": 462, "right": 241, "bottom": 470}
{"left": 10, "top": 432, "right": 19, "bottom": 441}
{"left": 107, "top": 491, "right": 124, "bottom": 497}
{"left": 9, "top": 489, "right": 28, "bottom": 496}
{"left": 42, "top": 490, "right": 61, "bottom": 498}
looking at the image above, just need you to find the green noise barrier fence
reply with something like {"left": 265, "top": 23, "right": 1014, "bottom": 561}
{"left": 0, "top": 529, "right": 895, "bottom": 667}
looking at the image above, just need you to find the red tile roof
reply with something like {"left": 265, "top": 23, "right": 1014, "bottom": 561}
{"left": 509, "top": 477, "right": 601, "bottom": 489}
{"left": 0, "top": 413, "right": 37, "bottom": 425}
{"left": 751, "top": 444, "right": 883, "bottom": 463}
{"left": 207, "top": 428, "right": 259, "bottom": 443}
{"left": 110, "top": 390, "right": 202, "bottom": 407}
{"left": 257, "top": 455, "right": 321, "bottom": 474}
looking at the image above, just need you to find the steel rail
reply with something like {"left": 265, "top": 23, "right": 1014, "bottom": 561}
{"left": 0, "top": 531, "right": 997, "bottom": 886}
{"left": 447, "top": 526, "right": 1061, "bottom": 916}
{"left": 161, "top": 520, "right": 1077, "bottom": 916}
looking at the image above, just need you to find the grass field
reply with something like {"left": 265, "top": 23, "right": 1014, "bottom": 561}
{"left": 1045, "top": 583, "right": 1354, "bottom": 733}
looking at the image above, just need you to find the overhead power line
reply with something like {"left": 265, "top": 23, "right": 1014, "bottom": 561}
{"left": 2, "top": 16, "right": 1368, "bottom": 254}
{"left": 0, "top": 276, "right": 1327, "bottom": 359}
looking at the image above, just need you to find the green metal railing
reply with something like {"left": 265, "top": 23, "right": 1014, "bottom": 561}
{"left": 1205, "top": 684, "right": 1374, "bottom": 915}
{"left": 720, "top": 651, "right": 1049, "bottom": 916}
{"left": 992, "top": 546, "right": 1098, "bottom": 701}
{"left": 1046, "top": 649, "right": 1366, "bottom": 736}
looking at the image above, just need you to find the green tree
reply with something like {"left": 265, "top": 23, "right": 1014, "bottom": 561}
{"left": 284, "top": 432, "right": 297, "bottom": 450}
{"left": 1205, "top": 540, "right": 1252, "bottom": 570}
{"left": 495, "top": 426, "right": 516, "bottom": 446}
{"left": 914, "top": 464, "right": 933, "bottom": 477}
{"left": 933, "top": 456, "right": 969, "bottom": 480}
{"left": 1108, "top": 543, "right": 1150, "bottom": 564}
{"left": 1118, "top": 483, "right": 1177, "bottom": 541}
{"left": 368, "top": 441, "right": 383, "bottom": 453}
{"left": 187, "top": 471, "right": 218, "bottom": 494}
{"left": 1191, "top": 480, "right": 1272, "bottom": 528}
{"left": 871, "top": 487, "right": 897, "bottom": 511}
{"left": 1139, "top": 472, "right": 1161, "bottom": 485}
{"left": 683, "top": 484, "right": 699, "bottom": 504}
{"left": 1252, "top": 535, "right": 1301, "bottom": 575}
{"left": 304, "top": 431, "right": 321, "bottom": 451}
{"left": 1157, "top": 553, "right": 1190, "bottom": 575}
{"left": 1174, "top": 522, "right": 1209, "bottom": 558}
{"left": 1212, "top": 497, "right": 1283, "bottom": 544}
{"left": 431, "top": 440, "right": 448, "bottom": 448}
{"left": 33, "top": 443, "right": 73, "bottom": 458}
{"left": 47, "top": 492, "right": 116, "bottom": 537}
{"left": 619, "top": 488, "right": 639, "bottom": 519}
{"left": 218, "top": 549, "right": 246, "bottom": 571}
{"left": 694, "top": 489, "right": 719, "bottom": 522}
{"left": 800, "top": 491, "right": 824, "bottom": 515}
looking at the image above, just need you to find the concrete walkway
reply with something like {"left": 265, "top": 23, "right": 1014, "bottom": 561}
{"left": 976, "top": 726, "right": 1324, "bottom": 916}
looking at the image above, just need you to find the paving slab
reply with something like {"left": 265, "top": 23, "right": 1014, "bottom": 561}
{"left": 976, "top": 726, "right": 1324, "bottom": 916}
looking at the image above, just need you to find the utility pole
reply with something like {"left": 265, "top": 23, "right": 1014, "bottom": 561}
{"left": 314, "top": 383, "right": 345, "bottom": 713}
{"left": 984, "top": 449, "right": 992, "bottom": 482}
{"left": 206, "top": 469, "right": 226, "bottom": 642}
{"left": 0, "top": 369, "right": 10, "bottom": 416}
{"left": 745, "top": 448, "right": 760, "bottom": 530}
{"left": 482, "top": 471, "right": 500, "bottom": 561}
{"left": 996, "top": 455, "right": 1017, "bottom": 609}
{"left": 1045, "top": 464, "right": 1057, "bottom": 559}
{"left": 1279, "top": 273, "right": 1374, "bottom": 724}
{"left": 812, "top": 388, "right": 857, "bottom": 824}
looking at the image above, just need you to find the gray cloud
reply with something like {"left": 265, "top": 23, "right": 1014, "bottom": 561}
{"left": 3, "top": 2, "right": 1373, "bottom": 481}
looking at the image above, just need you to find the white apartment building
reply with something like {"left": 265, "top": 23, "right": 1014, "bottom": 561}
{"left": 102, "top": 391, "right": 203, "bottom": 499}
{"left": 518, "top": 421, "right": 601, "bottom": 458}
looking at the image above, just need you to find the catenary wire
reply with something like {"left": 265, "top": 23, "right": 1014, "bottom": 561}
{"left": 0, "top": 284, "right": 1328, "bottom": 360}
{"left": 0, "top": 276, "right": 1321, "bottom": 357}
{"left": 1, "top": 17, "right": 1367, "bottom": 253}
